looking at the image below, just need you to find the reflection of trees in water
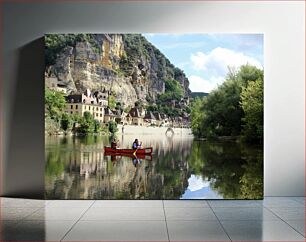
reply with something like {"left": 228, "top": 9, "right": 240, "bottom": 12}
{"left": 188, "top": 141, "right": 263, "bottom": 199}
{"left": 45, "top": 135, "right": 262, "bottom": 199}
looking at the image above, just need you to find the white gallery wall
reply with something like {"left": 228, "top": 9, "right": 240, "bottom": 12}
{"left": 2, "top": 1, "right": 305, "bottom": 196}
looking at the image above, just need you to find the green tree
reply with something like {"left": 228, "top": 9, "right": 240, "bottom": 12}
{"left": 198, "top": 79, "right": 243, "bottom": 137}
{"left": 94, "top": 120, "right": 101, "bottom": 133}
{"left": 159, "top": 79, "right": 184, "bottom": 102}
{"left": 108, "top": 95, "right": 116, "bottom": 109}
{"left": 240, "top": 77, "right": 263, "bottom": 142}
{"left": 77, "top": 111, "right": 95, "bottom": 134}
{"left": 108, "top": 120, "right": 118, "bottom": 134}
{"left": 60, "top": 113, "right": 72, "bottom": 132}
{"left": 190, "top": 64, "right": 263, "bottom": 140}
{"left": 45, "top": 88, "right": 66, "bottom": 120}
{"left": 190, "top": 97, "right": 204, "bottom": 137}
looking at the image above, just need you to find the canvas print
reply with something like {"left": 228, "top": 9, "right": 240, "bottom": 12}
{"left": 45, "top": 33, "right": 263, "bottom": 199}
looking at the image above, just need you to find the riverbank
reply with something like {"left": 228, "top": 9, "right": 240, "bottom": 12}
{"left": 45, "top": 124, "right": 193, "bottom": 136}
{"left": 118, "top": 125, "right": 192, "bottom": 136}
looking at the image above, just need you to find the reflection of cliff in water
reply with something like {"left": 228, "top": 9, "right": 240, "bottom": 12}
{"left": 45, "top": 135, "right": 193, "bottom": 199}
{"left": 45, "top": 135, "right": 263, "bottom": 199}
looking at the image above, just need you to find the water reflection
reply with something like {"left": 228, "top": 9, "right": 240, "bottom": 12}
{"left": 45, "top": 135, "right": 263, "bottom": 199}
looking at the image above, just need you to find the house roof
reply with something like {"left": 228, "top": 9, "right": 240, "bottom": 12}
{"left": 144, "top": 111, "right": 156, "bottom": 120}
{"left": 104, "top": 107, "right": 115, "bottom": 116}
{"left": 129, "top": 108, "right": 141, "bottom": 118}
{"left": 154, "top": 112, "right": 162, "bottom": 120}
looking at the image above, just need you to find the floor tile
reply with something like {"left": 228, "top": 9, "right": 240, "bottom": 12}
{"left": 1, "top": 220, "right": 75, "bottom": 241}
{"left": 81, "top": 207, "right": 165, "bottom": 221}
{"left": 208, "top": 199, "right": 263, "bottom": 208}
{"left": 286, "top": 220, "right": 305, "bottom": 236}
{"left": 213, "top": 207, "right": 280, "bottom": 220}
{"left": 47, "top": 200, "right": 94, "bottom": 208}
{"left": 167, "top": 220, "right": 230, "bottom": 241}
{"left": 165, "top": 207, "right": 217, "bottom": 221}
{"left": 1, "top": 198, "right": 46, "bottom": 208}
{"left": 221, "top": 220, "right": 305, "bottom": 241}
{"left": 92, "top": 200, "right": 163, "bottom": 208}
{"left": 62, "top": 220, "right": 168, "bottom": 241}
{"left": 291, "top": 197, "right": 305, "bottom": 206}
{"left": 164, "top": 200, "right": 209, "bottom": 208}
{"left": 0, "top": 207, "right": 40, "bottom": 220}
{"left": 268, "top": 207, "right": 305, "bottom": 220}
{"left": 25, "top": 207, "right": 88, "bottom": 220}
{"left": 264, "top": 197, "right": 304, "bottom": 207}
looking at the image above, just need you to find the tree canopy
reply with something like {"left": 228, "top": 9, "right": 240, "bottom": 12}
{"left": 190, "top": 65, "right": 263, "bottom": 143}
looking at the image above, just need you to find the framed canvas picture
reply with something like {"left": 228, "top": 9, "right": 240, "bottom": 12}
{"left": 44, "top": 33, "right": 263, "bottom": 199}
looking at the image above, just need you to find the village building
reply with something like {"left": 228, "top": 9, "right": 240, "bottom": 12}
{"left": 113, "top": 109, "right": 128, "bottom": 125}
{"left": 127, "top": 108, "right": 144, "bottom": 126}
{"left": 144, "top": 111, "right": 156, "bottom": 126}
{"left": 65, "top": 89, "right": 108, "bottom": 123}
{"left": 153, "top": 112, "right": 163, "bottom": 127}
{"left": 104, "top": 107, "right": 116, "bottom": 123}
{"left": 160, "top": 114, "right": 169, "bottom": 127}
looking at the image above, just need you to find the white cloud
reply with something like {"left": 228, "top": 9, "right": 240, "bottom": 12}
{"left": 190, "top": 47, "right": 263, "bottom": 77}
{"left": 187, "top": 175, "right": 210, "bottom": 192}
{"left": 189, "top": 75, "right": 224, "bottom": 93}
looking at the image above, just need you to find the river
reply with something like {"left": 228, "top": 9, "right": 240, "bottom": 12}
{"left": 45, "top": 134, "right": 263, "bottom": 199}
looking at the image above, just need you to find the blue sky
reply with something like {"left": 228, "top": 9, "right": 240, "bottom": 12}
{"left": 181, "top": 174, "right": 222, "bottom": 199}
{"left": 143, "top": 34, "right": 263, "bottom": 93}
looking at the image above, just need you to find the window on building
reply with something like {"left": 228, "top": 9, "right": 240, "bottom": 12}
{"left": 84, "top": 106, "right": 86, "bottom": 110}
{"left": 100, "top": 108, "right": 102, "bottom": 111}
{"left": 96, "top": 107, "right": 98, "bottom": 111}
{"left": 83, "top": 99, "right": 85, "bottom": 103}
{"left": 91, "top": 101, "right": 94, "bottom": 104}
{"left": 76, "top": 105, "right": 78, "bottom": 109}
{"left": 71, "top": 111, "right": 73, "bottom": 114}
{"left": 89, "top": 106, "right": 91, "bottom": 110}
{"left": 96, "top": 113, "right": 98, "bottom": 117}
{"left": 71, "top": 105, "right": 73, "bottom": 109}
{"left": 100, "top": 114, "right": 102, "bottom": 117}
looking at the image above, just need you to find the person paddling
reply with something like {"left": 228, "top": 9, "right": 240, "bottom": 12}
{"left": 111, "top": 138, "right": 119, "bottom": 149}
{"left": 132, "top": 139, "right": 142, "bottom": 155}
{"left": 132, "top": 139, "right": 142, "bottom": 150}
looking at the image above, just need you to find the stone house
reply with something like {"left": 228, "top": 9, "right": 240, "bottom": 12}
{"left": 144, "top": 111, "right": 156, "bottom": 126}
{"left": 114, "top": 109, "right": 128, "bottom": 125}
{"left": 153, "top": 112, "right": 163, "bottom": 127}
{"left": 160, "top": 114, "right": 169, "bottom": 127}
{"left": 104, "top": 107, "right": 116, "bottom": 123}
{"left": 66, "top": 89, "right": 108, "bottom": 123}
{"left": 127, "top": 107, "right": 144, "bottom": 126}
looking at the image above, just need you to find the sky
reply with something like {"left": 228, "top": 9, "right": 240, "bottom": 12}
{"left": 181, "top": 174, "right": 222, "bottom": 199}
{"left": 143, "top": 33, "right": 264, "bottom": 93}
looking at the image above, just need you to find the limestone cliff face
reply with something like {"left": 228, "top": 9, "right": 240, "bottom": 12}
{"left": 45, "top": 34, "right": 190, "bottom": 107}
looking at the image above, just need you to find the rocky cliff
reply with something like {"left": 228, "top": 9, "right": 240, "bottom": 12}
{"left": 45, "top": 34, "right": 190, "bottom": 107}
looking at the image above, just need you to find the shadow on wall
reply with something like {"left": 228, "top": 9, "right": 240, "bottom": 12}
{"left": 4, "top": 38, "right": 45, "bottom": 199}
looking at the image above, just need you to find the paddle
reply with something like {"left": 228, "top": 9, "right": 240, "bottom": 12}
{"left": 133, "top": 147, "right": 138, "bottom": 156}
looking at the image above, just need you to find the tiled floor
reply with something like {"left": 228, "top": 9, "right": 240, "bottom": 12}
{"left": 0, "top": 197, "right": 304, "bottom": 241}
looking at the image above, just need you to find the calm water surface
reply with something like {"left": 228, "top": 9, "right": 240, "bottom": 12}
{"left": 45, "top": 134, "right": 263, "bottom": 199}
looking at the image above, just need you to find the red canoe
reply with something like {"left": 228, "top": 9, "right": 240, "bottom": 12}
{"left": 104, "top": 152, "right": 153, "bottom": 161}
{"left": 104, "top": 147, "right": 153, "bottom": 155}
